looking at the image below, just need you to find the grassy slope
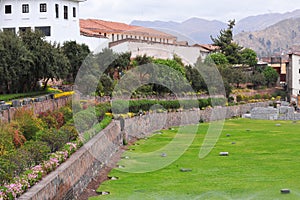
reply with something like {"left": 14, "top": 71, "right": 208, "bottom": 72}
{"left": 91, "top": 119, "right": 300, "bottom": 200}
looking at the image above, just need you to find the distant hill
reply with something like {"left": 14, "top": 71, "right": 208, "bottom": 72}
{"left": 131, "top": 18, "right": 227, "bottom": 44}
{"left": 235, "top": 9, "right": 300, "bottom": 33}
{"left": 131, "top": 10, "right": 300, "bottom": 57}
{"left": 234, "top": 17, "right": 300, "bottom": 57}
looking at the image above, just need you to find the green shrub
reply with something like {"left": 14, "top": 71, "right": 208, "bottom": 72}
{"left": 73, "top": 109, "right": 97, "bottom": 133}
{"left": 59, "top": 106, "right": 73, "bottom": 122}
{"left": 236, "top": 95, "right": 243, "bottom": 102}
{"left": 23, "top": 140, "right": 50, "bottom": 166}
{"left": 254, "top": 94, "right": 261, "bottom": 99}
{"left": 36, "top": 129, "right": 70, "bottom": 152}
{"left": 14, "top": 108, "right": 45, "bottom": 140}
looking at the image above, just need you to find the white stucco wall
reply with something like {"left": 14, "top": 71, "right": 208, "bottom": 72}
{"left": 111, "top": 41, "right": 208, "bottom": 65}
{"left": 0, "top": 0, "right": 85, "bottom": 44}
{"left": 290, "top": 54, "right": 300, "bottom": 101}
{"left": 78, "top": 36, "right": 109, "bottom": 53}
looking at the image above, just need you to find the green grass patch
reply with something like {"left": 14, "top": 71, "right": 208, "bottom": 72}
{"left": 0, "top": 87, "right": 61, "bottom": 102}
{"left": 91, "top": 119, "right": 300, "bottom": 200}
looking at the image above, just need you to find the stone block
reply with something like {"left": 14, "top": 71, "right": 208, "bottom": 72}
{"left": 219, "top": 152, "right": 229, "bottom": 156}
{"left": 281, "top": 189, "right": 290, "bottom": 194}
{"left": 1, "top": 104, "right": 10, "bottom": 110}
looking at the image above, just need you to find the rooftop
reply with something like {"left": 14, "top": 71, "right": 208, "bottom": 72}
{"left": 80, "top": 19, "right": 177, "bottom": 39}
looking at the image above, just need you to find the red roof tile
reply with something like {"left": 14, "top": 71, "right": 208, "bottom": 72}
{"left": 80, "top": 19, "right": 176, "bottom": 39}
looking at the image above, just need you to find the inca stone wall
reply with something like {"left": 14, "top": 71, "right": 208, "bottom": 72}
{"left": 250, "top": 104, "right": 300, "bottom": 120}
{"left": 0, "top": 96, "right": 71, "bottom": 123}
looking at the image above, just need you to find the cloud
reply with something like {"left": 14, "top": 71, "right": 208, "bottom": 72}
{"left": 79, "top": 0, "right": 300, "bottom": 23}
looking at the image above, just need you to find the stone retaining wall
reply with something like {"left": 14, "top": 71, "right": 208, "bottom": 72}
{"left": 251, "top": 105, "right": 300, "bottom": 120}
{"left": 20, "top": 101, "right": 271, "bottom": 200}
{"left": 0, "top": 96, "right": 71, "bottom": 123}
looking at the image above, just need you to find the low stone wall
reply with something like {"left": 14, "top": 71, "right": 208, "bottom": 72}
{"left": 19, "top": 101, "right": 271, "bottom": 199}
{"left": 251, "top": 105, "right": 300, "bottom": 120}
{"left": 0, "top": 96, "right": 71, "bottom": 123}
{"left": 19, "top": 122, "right": 122, "bottom": 200}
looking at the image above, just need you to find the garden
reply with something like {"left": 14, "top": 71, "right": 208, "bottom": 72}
{"left": 0, "top": 101, "right": 112, "bottom": 199}
{"left": 91, "top": 119, "right": 300, "bottom": 200}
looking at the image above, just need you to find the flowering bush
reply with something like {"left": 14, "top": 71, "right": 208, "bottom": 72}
{"left": 0, "top": 141, "right": 79, "bottom": 200}
{"left": 53, "top": 91, "right": 74, "bottom": 99}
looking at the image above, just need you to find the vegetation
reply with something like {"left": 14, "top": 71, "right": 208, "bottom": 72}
{"left": 211, "top": 20, "right": 257, "bottom": 66}
{"left": 0, "top": 30, "right": 92, "bottom": 95}
{"left": 0, "top": 99, "right": 112, "bottom": 199}
{"left": 93, "top": 119, "right": 300, "bottom": 199}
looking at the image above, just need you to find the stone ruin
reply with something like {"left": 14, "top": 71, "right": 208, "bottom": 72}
{"left": 246, "top": 102, "right": 300, "bottom": 120}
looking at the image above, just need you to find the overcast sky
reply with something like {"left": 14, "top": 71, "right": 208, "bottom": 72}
{"left": 79, "top": 0, "right": 300, "bottom": 24}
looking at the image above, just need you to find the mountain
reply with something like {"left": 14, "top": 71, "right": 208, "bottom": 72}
{"left": 234, "top": 17, "right": 300, "bottom": 57}
{"left": 131, "top": 10, "right": 300, "bottom": 57}
{"left": 235, "top": 9, "right": 300, "bottom": 33}
{"left": 131, "top": 18, "right": 227, "bottom": 44}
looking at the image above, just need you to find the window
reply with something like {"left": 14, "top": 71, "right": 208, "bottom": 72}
{"left": 22, "top": 4, "right": 29, "bottom": 13}
{"left": 40, "top": 3, "right": 47, "bottom": 12}
{"left": 64, "top": 6, "right": 68, "bottom": 19}
{"left": 35, "top": 26, "right": 51, "bottom": 36}
{"left": 5, "top": 5, "right": 12, "bottom": 14}
{"left": 55, "top": 4, "right": 59, "bottom": 18}
{"left": 73, "top": 7, "right": 76, "bottom": 17}
{"left": 3, "top": 28, "right": 16, "bottom": 34}
{"left": 19, "top": 27, "right": 31, "bottom": 33}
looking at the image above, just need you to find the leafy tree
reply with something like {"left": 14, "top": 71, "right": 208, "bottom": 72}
{"left": 0, "top": 31, "right": 32, "bottom": 93}
{"left": 263, "top": 66, "right": 279, "bottom": 87}
{"left": 133, "top": 54, "right": 153, "bottom": 66}
{"left": 211, "top": 20, "right": 243, "bottom": 64}
{"left": 240, "top": 48, "right": 257, "bottom": 67}
{"left": 251, "top": 71, "right": 266, "bottom": 89}
{"left": 20, "top": 30, "right": 70, "bottom": 90}
{"left": 62, "top": 41, "right": 90, "bottom": 83}
{"left": 208, "top": 53, "right": 228, "bottom": 66}
{"left": 96, "top": 74, "right": 115, "bottom": 96}
{"left": 185, "top": 65, "right": 207, "bottom": 92}
{"left": 231, "top": 68, "right": 246, "bottom": 88}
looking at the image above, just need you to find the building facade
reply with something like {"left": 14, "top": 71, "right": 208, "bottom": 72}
{"left": 0, "top": 1, "right": 211, "bottom": 62}
{"left": 287, "top": 52, "right": 300, "bottom": 105}
{"left": 0, "top": 0, "right": 86, "bottom": 43}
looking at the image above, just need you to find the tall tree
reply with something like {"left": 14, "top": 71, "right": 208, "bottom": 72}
{"left": 211, "top": 20, "right": 243, "bottom": 64}
{"left": 263, "top": 66, "right": 279, "bottom": 87}
{"left": 62, "top": 41, "right": 90, "bottom": 83}
{"left": 0, "top": 31, "right": 32, "bottom": 93}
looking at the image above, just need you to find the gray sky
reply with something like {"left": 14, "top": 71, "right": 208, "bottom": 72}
{"left": 79, "top": 0, "right": 300, "bottom": 24}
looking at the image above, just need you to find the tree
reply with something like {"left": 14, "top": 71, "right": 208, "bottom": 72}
{"left": 251, "top": 71, "right": 266, "bottom": 89}
{"left": 232, "top": 68, "right": 246, "bottom": 88}
{"left": 240, "top": 48, "right": 257, "bottom": 67}
{"left": 208, "top": 53, "right": 228, "bottom": 66}
{"left": 263, "top": 66, "right": 279, "bottom": 87}
{"left": 211, "top": 20, "right": 243, "bottom": 64}
{"left": 0, "top": 31, "right": 33, "bottom": 94}
{"left": 185, "top": 65, "right": 207, "bottom": 92}
{"left": 62, "top": 41, "right": 90, "bottom": 83}
{"left": 20, "top": 30, "right": 70, "bottom": 90}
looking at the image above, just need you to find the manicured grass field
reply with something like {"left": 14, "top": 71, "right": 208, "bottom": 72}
{"left": 90, "top": 119, "right": 300, "bottom": 200}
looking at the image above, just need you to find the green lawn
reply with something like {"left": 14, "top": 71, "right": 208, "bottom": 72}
{"left": 90, "top": 119, "right": 300, "bottom": 200}
{"left": 0, "top": 90, "right": 51, "bottom": 102}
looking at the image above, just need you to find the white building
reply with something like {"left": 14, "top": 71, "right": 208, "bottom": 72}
{"left": 0, "top": 0, "right": 86, "bottom": 44}
{"left": 0, "top": 1, "right": 211, "bottom": 61}
{"left": 287, "top": 52, "right": 300, "bottom": 105}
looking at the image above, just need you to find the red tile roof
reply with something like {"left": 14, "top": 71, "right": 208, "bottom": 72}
{"left": 80, "top": 19, "right": 176, "bottom": 39}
